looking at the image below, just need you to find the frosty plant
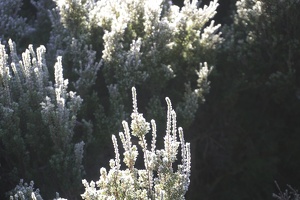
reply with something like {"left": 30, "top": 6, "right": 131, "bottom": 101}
{"left": 50, "top": 0, "right": 222, "bottom": 130}
{"left": 0, "top": 39, "right": 87, "bottom": 198}
{"left": 9, "top": 179, "right": 43, "bottom": 200}
{"left": 82, "top": 87, "right": 191, "bottom": 199}
{"left": 0, "top": 0, "right": 33, "bottom": 45}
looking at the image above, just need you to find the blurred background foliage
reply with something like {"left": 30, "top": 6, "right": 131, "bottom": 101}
{"left": 187, "top": 0, "right": 300, "bottom": 199}
{"left": 1, "top": 0, "right": 300, "bottom": 199}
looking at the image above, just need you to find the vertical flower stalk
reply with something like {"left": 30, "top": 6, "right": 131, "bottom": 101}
{"left": 82, "top": 87, "right": 191, "bottom": 199}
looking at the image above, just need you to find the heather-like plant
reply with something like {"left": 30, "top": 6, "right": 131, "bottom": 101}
{"left": 92, "top": 0, "right": 221, "bottom": 127}
{"left": 48, "top": 0, "right": 101, "bottom": 95}
{"left": 273, "top": 182, "right": 300, "bottom": 200}
{"left": 0, "top": 0, "right": 33, "bottom": 45}
{"left": 48, "top": 0, "right": 222, "bottom": 132}
{"left": 8, "top": 179, "right": 68, "bottom": 200}
{"left": 81, "top": 87, "right": 191, "bottom": 200}
{"left": 9, "top": 179, "right": 43, "bottom": 200}
{"left": 0, "top": 40, "right": 87, "bottom": 198}
{"left": 40, "top": 56, "right": 86, "bottom": 197}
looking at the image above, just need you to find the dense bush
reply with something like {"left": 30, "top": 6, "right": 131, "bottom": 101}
{"left": 187, "top": 0, "right": 300, "bottom": 199}
{"left": 1, "top": 0, "right": 218, "bottom": 199}
{"left": 45, "top": 2, "right": 221, "bottom": 192}
{"left": 1, "top": 0, "right": 300, "bottom": 199}
{"left": 0, "top": 40, "right": 87, "bottom": 199}
{"left": 0, "top": 0, "right": 32, "bottom": 46}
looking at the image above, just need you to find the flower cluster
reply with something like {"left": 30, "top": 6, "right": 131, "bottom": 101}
{"left": 82, "top": 87, "right": 191, "bottom": 199}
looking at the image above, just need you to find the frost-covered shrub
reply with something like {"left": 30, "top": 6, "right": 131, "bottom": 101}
{"left": 48, "top": 0, "right": 101, "bottom": 94}
{"left": 1, "top": 0, "right": 222, "bottom": 198}
{"left": 48, "top": 0, "right": 222, "bottom": 131}
{"left": 92, "top": 0, "right": 221, "bottom": 127}
{"left": 8, "top": 179, "right": 43, "bottom": 200}
{"left": 81, "top": 87, "right": 191, "bottom": 199}
{"left": 0, "top": 0, "right": 56, "bottom": 49}
{"left": 273, "top": 182, "right": 300, "bottom": 200}
{"left": 0, "top": 40, "right": 87, "bottom": 198}
{"left": 0, "top": 0, "right": 33, "bottom": 45}
{"left": 8, "top": 179, "right": 69, "bottom": 200}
